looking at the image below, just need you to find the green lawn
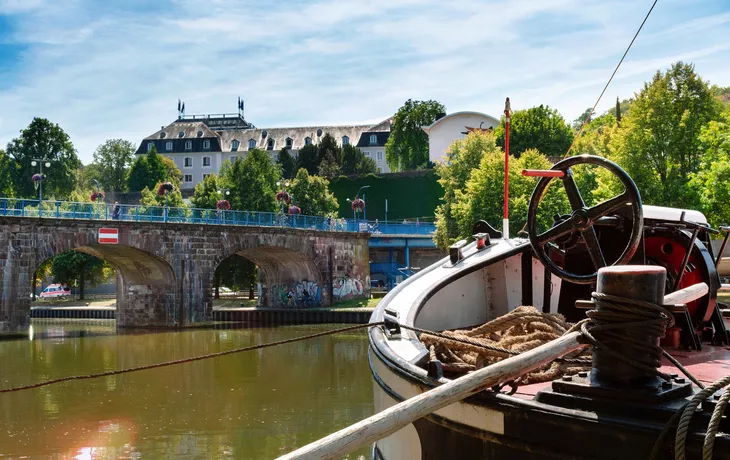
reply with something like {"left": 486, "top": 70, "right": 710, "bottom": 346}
{"left": 332, "top": 297, "right": 381, "bottom": 309}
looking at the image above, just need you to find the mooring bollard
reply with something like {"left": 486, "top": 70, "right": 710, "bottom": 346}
{"left": 592, "top": 265, "right": 666, "bottom": 386}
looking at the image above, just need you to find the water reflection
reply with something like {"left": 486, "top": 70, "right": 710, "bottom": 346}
{"left": 0, "top": 321, "right": 373, "bottom": 459}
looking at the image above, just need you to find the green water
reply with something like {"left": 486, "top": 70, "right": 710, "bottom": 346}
{"left": 0, "top": 321, "right": 374, "bottom": 459}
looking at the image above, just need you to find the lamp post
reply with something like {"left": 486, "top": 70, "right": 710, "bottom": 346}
{"left": 30, "top": 159, "right": 52, "bottom": 202}
{"left": 217, "top": 188, "right": 231, "bottom": 222}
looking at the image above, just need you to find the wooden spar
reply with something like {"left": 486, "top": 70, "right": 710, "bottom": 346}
{"left": 503, "top": 97, "right": 511, "bottom": 239}
{"left": 663, "top": 282, "right": 708, "bottom": 306}
{"left": 276, "top": 331, "right": 586, "bottom": 460}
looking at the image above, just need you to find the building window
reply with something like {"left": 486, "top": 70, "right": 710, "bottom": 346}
{"left": 203, "top": 156, "right": 211, "bottom": 167}
{"left": 185, "top": 140, "right": 192, "bottom": 151}
{"left": 267, "top": 138, "right": 274, "bottom": 150}
{"left": 229, "top": 155, "right": 237, "bottom": 163}
{"left": 166, "top": 141, "right": 173, "bottom": 151}
{"left": 184, "top": 174, "right": 193, "bottom": 183}
{"left": 197, "top": 130, "right": 203, "bottom": 138}
{"left": 203, "top": 139, "right": 211, "bottom": 150}
{"left": 248, "top": 139, "right": 256, "bottom": 150}
{"left": 203, "top": 173, "right": 211, "bottom": 180}
{"left": 377, "top": 151, "right": 383, "bottom": 160}
{"left": 304, "top": 137, "right": 312, "bottom": 146}
{"left": 147, "top": 142, "right": 154, "bottom": 152}
{"left": 364, "top": 152, "right": 370, "bottom": 157}
{"left": 232, "top": 140, "right": 239, "bottom": 151}
{"left": 178, "top": 131, "right": 185, "bottom": 138}
{"left": 184, "top": 157, "right": 193, "bottom": 168}
{"left": 286, "top": 138, "right": 293, "bottom": 149}
{"left": 370, "top": 134, "right": 377, "bottom": 145}
{"left": 377, "top": 167, "right": 382, "bottom": 173}
{"left": 342, "top": 136, "right": 349, "bottom": 146}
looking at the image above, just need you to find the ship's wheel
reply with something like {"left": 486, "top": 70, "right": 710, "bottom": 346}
{"left": 526, "top": 155, "right": 643, "bottom": 284}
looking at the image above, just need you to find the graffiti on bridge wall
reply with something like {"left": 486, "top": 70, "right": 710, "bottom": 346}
{"left": 271, "top": 280, "right": 323, "bottom": 308}
{"left": 333, "top": 276, "right": 366, "bottom": 300}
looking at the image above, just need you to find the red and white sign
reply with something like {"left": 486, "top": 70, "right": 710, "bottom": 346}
{"left": 98, "top": 228, "right": 119, "bottom": 244}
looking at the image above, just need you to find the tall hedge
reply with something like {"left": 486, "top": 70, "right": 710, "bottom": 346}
{"left": 329, "top": 170, "right": 443, "bottom": 221}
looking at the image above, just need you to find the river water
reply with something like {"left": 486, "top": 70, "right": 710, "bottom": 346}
{"left": 0, "top": 320, "right": 374, "bottom": 459}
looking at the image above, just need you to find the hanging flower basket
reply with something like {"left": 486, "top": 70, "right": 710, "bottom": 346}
{"left": 90, "top": 191, "right": 105, "bottom": 202}
{"left": 216, "top": 199, "right": 231, "bottom": 210}
{"left": 31, "top": 173, "right": 45, "bottom": 182}
{"left": 157, "top": 182, "right": 175, "bottom": 196}
{"left": 351, "top": 198, "right": 365, "bottom": 211}
{"left": 288, "top": 205, "right": 301, "bottom": 215}
{"left": 276, "top": 190, "right": 291, "bottom": 203}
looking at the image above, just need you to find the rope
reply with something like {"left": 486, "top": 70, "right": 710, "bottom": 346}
{"left": 675, "top": 375, "right": 730, "bottom": 460}
{"left": 417, "top": 306, "right": 592, "bottom": 385}
{"left": 703, "top": 388, "right": 730, "bottom": 460}
{"left": 0, "top": 322, "right": 384, "bottom": 394}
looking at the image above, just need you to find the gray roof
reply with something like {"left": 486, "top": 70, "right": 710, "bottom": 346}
{"left": 143, "top": 122, "right": 219, "bottom": 141}
{"left": 216, "top": 124, "right": 379, "bottom": 152}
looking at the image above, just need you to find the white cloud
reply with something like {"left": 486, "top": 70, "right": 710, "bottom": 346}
{"left": 0, "top": 0, "right": 729, "bottom": 164}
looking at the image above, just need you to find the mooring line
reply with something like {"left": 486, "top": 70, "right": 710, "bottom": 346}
{"left": 0, "top": 322, "right": 384, "bottom": 394}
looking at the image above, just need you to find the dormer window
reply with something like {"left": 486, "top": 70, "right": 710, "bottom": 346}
{"left": 248, "top": 139, "right": 256, "bottom": 150}
{"left": 197, "top": 131, "right": 203, "bottom": 138}
{"left": 232, "top": 140, "right": 239, "bottom": 151}
{"left": 342, "top": 136, "right": 349, "bottom": 146}
{"left": 267, "top": 138, "right": 274, "bottom": 150}
{"left": 203, "top": 139, "right": 211, "bottom": 150}
{"left": 286, "top": 138, "right": 293, "bottom": 149}
{"left": 160, "top": 132, "right": 166, "bottom": 139}
{"left": 166, "top": 141, "right": 173, "bottom": 151}
{"left": 369, "top": 134, "right": 377, "bottom": 145}
{"left": 185, "top": 140, "right": 192, "bottom": 151}
{"left": 304, "top": 137, "right": 312, "bottom": 146}
{"left": 317, "top": 128, "right": 322, "bottom": 137}
{"left": 147, "top": 142, "right": 154, "bottom": 152}
{"left": 178, "top": 131, "right": 185, "bottom": 138}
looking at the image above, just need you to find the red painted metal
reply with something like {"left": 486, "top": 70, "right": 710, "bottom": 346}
{"left": 521, "top": 169, "right": 566, "bottom": 178}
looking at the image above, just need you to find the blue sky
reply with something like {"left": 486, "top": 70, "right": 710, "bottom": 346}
{"left": 1, "top": 0, "right": 729, "bottom": 165}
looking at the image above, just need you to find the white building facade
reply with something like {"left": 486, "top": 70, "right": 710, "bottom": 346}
{"left": 421, "top": 111, "right": 500, "bottom": 164}
{"left": 137, "top": 113, "right": 392, "bottom": 189}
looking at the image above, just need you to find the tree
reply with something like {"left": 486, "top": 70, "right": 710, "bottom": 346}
{"left": 494, "top": 105, "right": 574, "bottom": 158}
{"left": 6, "top": 117, "right": 82, "bottom": 199}
{"left": 190, "top": 173, "right": 223, "bottom": 209}
{"left": 139, "top": 183, "right": 186, "bottom": 208}
{"left": 341, "top": 144, "right": 377, "bottom": 175}
{"left": 277, "top": 147, "right": 297, "bottom": 179}
{"left": 91, "top": 139, "right": 136, "bottom": 193}
{"left": 603, "top": 61, "right": 722, "bottom": 208}
{"left": 127, "top": 146, "right": 167, "bottom": 192}
{"left": 689, "top": 109, "right": 730, "bottom": 227}
{"left": 223, "top": 148, "right": 280, "bottom": 212}
{"left": 51, "top": 250, "right": 111, "bottom": 300}
{"left": 296, "top": 144, "right": 320, "bottom": 175}
{"left": 318, "top": 152, "right": 341, "bottom": 178}
{"left": 572, "top": 108, "right": 593, "bottom": 131}
{"left": 32, "top": 258, "right": 53, "bottom": 300}
{"left": 434, "top": 131, "right": 502, "bottom": 248}
{"left": 161, "top": 156, "right": 183, "bottom": 187}
{"left": 289, "top": 168, "right": 339, "bottom": 216}
{"left": 318, "top": 133, "right": 342, "bottom": 164}
{"left": 214, "top": 255, "right": 258, "bottom": 300}
{"left": 0, "top": 149, "right": 16, "bottom": 197}
{"left": 615, "top": 97, "right": 622, "bottom": 124}
{"left": 385, "top": 99, "right": 446, "bottom": 171}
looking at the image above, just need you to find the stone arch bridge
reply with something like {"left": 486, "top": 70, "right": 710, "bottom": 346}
{"left": 0, "top": 216, "right": 370, "bottom": 332}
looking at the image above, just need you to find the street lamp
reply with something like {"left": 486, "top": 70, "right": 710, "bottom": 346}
{"left": 275, "top": 180, "right": 291, "bottom": 215}
{"left": 30, "top": 159, "right": 51, "bottom": 202}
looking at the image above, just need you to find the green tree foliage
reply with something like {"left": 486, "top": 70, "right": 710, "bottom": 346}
{"left": 494, "top": 105, "right": 574, "bottom": 158}
{"left": 223, "top": 148, "right": 280, "bottom": 212}
{"left": 161, "top": 156, "right": 183, "bottom": 187}
{"left": 711, "top": 85, "right": 730, "bottom": 106}
{"left": 341, "top": 144, "right": 377, "bottom": 175}
{"left": 51, "top": 250, "right": 112, "bottom": 300}
{"left": 6, "top": 117, "right": 82, "bottom": 199}
{"left": 92, "top": 139, "right": 136, "bottom": 193}
{"left": 434, "top": 131, "right": 499, "bottom": 248}
{"left": 689, "top": 109, "right": 730, "bottom": 226}
{"left": 318, "top": 133, "right": 342, "bottom": 164}
{"left": 277, "top": 147, "right": 297, "bottom": 179}
{"left": 0, "top": 149, "right": 15, "bottom": 197}
{"left": 127, "top": 146, "right": 167, "bottom": 192}
{"left": 602, "top": 61, "right": 722, "bottom": 208}
{"left": 140, "top": 183, "right": 186, "bottom": 208}
{"left": 289, "top": 168, "right": 339, "bottom": 216}
{"left": 214, "top": 255, "right": 258, "bottom": 300}
{"left": 296, "top": 144, "right": 320, "bottom": 175}
{"left": 190, "top": 173, "right": 223, "bottom": 209}
{"left": 572, "top": 108, "right": 593, "bottom": 131}
{"left": 32, "top": 258, "right": 53, "bottom": 300}
{"left": 386, "top": 99, "right": 446, "bottom": 171}
{"left": 318, "top": 152, "right": 341, "bottom": 178}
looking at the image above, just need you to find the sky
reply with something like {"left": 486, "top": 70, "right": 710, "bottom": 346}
{"left": 1, "top": 0, "right": 730, "bottom": 165}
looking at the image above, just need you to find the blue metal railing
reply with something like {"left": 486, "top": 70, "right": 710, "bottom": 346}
{"left": 0, "top": 197, "right": 436, "bottom": 235}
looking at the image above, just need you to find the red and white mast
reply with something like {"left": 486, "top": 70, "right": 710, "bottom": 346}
{"left": 503, "top": 97, "right": 511, "bottom": 239}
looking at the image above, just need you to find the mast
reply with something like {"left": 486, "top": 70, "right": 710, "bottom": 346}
{"left": 503, "top": 97, "right": 511, "bottom": 239}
